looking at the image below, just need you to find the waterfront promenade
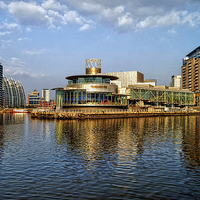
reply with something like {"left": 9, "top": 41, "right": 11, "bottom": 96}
{"left": 31, "top": 108, "right": 200, "bottom": 120}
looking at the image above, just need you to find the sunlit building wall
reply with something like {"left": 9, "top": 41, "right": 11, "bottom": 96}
{"left": 182, "top": 46, "right": 200, "bottom": 91}
{"left": 172, "top": 75, "right": 181, "bottom": 88}
{"left": 42, "top": 89, "right": 50, "bottom": 102}
{"left": 3, "top": 76, "right": 26, "bottom": 108}
{"left": 100, "top": 71, "right": 157, "bottom": 89}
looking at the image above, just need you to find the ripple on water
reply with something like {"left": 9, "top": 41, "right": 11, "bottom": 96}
{"left": 0, "top": 115, "right": 200, "bottom": 199}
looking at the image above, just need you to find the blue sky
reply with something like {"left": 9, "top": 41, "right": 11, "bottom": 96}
{"left": 0, "top": 0, "right": 200, "bottom": 100}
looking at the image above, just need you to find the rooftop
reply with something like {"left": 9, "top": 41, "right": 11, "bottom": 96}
{"left": 65, "top": 74, "right": 119, "bottom": 81}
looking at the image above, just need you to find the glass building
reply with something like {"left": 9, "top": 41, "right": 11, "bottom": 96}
{"left": 127, "top": 85, "right": 194, "bottom": 107}
{"left": 3, "top": 76, "right": 26, "bottom": 108}
{"left": 53, "top": 59, "right": 128, "bottom": 109}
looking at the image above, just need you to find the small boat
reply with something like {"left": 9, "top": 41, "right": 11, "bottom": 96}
{"left": 12, "top": 109, "right": 28, "bottom": 113}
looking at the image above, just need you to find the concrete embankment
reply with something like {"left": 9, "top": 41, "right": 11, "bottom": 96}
{"left": 31, "top": 110, "right": 200, "bottom": 120}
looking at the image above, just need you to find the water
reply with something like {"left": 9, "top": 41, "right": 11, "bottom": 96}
{"left": 0, "top": 113, "right": 200, "bottom": 199}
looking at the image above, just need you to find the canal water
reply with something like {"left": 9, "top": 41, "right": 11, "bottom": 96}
{"left": 0, "top": 113, "right": 200, "bottom": 199}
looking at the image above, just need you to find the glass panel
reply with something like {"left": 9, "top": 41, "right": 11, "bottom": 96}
{"left": 87, "top": 93, "right": 91, "bottom": 103}
{"left": 74, "top": 91, "right": 78, "bottom": 104}
{"left": 100, "top": 94, "right": 103, "bottom": 101}
{"left": 71, "top": 92, "right": 73, "bottom": 104}
{"left": 96, "top": 77, "right": 102, "bottom": 83}
{"left": 91, "top": 93, "right": 95, "bottom": 101}
{"left": 78, "top": 91, "right": 82, "bottom": 104}
{"left": 73, "top": 79, "right": 77, "bottom": 84}
{"left": 96, "top": 94, "right": 99, "bottom": 103}
{"left": 68, "top": 80, "right": 73, "bottom": 85}
{"left": 78, "top": 78, "right": 85, "bottom": 84}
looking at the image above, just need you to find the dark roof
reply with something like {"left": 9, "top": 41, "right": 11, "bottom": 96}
{"left": 186, "top": 46, "right": 200, "bottom": 57}
{"left": 51, "top": 87, "right": 64, "bottom": 90}
{"left": 65, "top": 74, "right": 119, "bottom": 80}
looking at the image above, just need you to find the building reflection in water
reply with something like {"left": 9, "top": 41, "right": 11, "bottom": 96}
{"left": 0, "top": 114, "right": 3, "bottom": 150}
{"left": 55, "top": 116, "right": 200, "bottom": 171}
{"left": 181, "top": 116, "right": 200, "bottom": 167}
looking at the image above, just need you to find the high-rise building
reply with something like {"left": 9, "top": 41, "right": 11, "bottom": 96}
{"left": 42, "top": 89, "right": 50, "bottom": 102}
{"left": 171, "top": 75, "right": 181, "bottom": 88}
{"left": 182, "top": 46, "right": 200, "bottom": 91}
{"left": 3, "top": 77, "right": 26, "bottom": 108}
{"left": 0, "top": 63, "right": 3, "bottom": 107}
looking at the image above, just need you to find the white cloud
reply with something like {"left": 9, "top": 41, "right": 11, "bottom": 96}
{"left": 18, "top": 37, "right": 29, "bottom": 41}
{"left": 0, "top": 39, "right": 12, "bottom": 48}
{"left": 60, "top": 0, "right": 200, "bottom": 31}
{"left": 79, "top": 24, "right": 91, "bottom": 31}
{"left": 78, "top": 2, "right": 102, "bottom": 14}
{"left": 4, "top": 22, "right": 20, "bottom": 30}
{"left": 0, "top": 1, "right": 7, "bottom": 10}
{"left": 9, "top": 57, "right": 25, "bottom": 68}
{"left": 0, "top": 31, "right": 11, "bottom": 36}
{"left": 0, "top": 0, "right": 199, "bottom": 32}
{"left": 26, "top": 28, "right": 31, "bottom": 32}
{"left": 3, "top": 57, "right": 45, "bottom": 78}
{"left": 167, "top": 29, "right": 177, "bottom": 35}
{"left": 182, "top": 12, "right": 200, "bottom": 26}
{"left": 63, "top": 11, "right": 83, "bottom": 24}
{"left": 0, "top": 56, "right": 5, "bottom": 62}
{"left": 42, "top": 0, "right": 65, "bottom": 11}
{"left": 0, "top": 22, "right": 20, "bottom": 37}
{"left": 22, "top": 49, "right": 47, "bottom": 56}
{"left": 136, "top": 11, "right": 181, "bottom": 29}
{"left": 8, "top": 1, "right": 51, "bottom": 26}
{"left": 117, "top": 13, "right": 133, "bottom": 28}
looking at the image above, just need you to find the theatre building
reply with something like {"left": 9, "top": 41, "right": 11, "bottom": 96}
{"left": 53, "top": 59, "right": 128, "bottom": 109}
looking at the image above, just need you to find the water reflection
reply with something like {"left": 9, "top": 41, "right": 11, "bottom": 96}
{"left": 57, "top": 118, "right": 170, "bottom": 151}
{"left": 55, "top": 116, "right": 200, "bottom": 170}
{"left": 0, "top": 114, "right": 200, "bottom": 199}
{"left": 181, "top": 116, "right": 200, "bottom": 167}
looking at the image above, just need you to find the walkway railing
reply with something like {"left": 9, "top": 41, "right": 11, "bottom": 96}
{"left": 32, "top": 108, "right": 192, "bottom": 114}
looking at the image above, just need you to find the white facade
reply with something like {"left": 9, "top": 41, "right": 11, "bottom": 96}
{"left": 99, "top": 71, "right": 144, "bottom": 88}
{"left": 42, "top": 89, "right": 50, "bottom": 102}
{"left": 172, "top": 75, "right": 181, "bottom": 88}
{"left": 100, "top": 71, "right": 157, "bottom": 88}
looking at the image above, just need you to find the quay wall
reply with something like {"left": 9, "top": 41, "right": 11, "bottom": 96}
{"left": 31, "top": 109, "right": 200, "bottom": 120}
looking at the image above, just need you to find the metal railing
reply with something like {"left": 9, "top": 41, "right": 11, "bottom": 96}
{"left": 32, "top": 108, "right": 194, "bottom": 114}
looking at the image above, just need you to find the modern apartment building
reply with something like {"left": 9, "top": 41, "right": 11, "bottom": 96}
{"left": 182, "top": 46, "right": 200, "bottom": 91}
{"left": 3, "top": 77, "right": 26, "bottom": 108}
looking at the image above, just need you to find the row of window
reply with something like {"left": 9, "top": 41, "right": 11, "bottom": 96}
{"left": 130, "top": 89, "right": 194, "bottom": 104}
{"left": 68, "top": 77, "right": 111, "bottom": 85}
{"left": 56, "top": 90, "right": 127, "bottom": 107}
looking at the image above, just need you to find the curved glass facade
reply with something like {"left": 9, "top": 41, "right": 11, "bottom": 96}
{"left": 68, "top": 77, "right": 111, "bottom": 85}
{"left": 3, "top": 77, "right": 26, "bottom": 108}
{"left": 56, "top": 90, "right": 127, "bottom": 108}
{"left": 54, "top": 59, "right": 128, "bottom": 109}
